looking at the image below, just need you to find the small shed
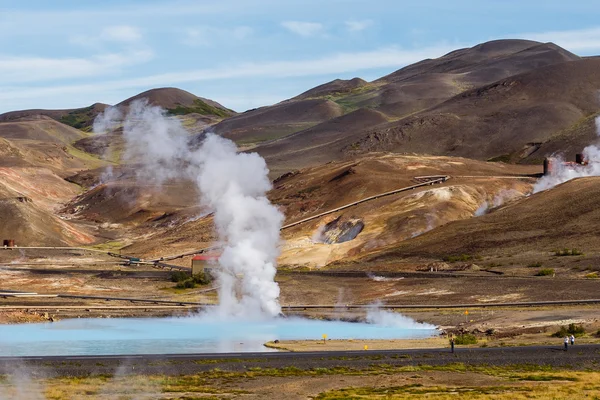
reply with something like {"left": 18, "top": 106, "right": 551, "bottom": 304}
{"left": 191, "top": 254, "right": 219, "bottom": 279}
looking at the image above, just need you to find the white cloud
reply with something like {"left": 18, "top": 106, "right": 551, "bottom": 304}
{"left": 100, "top": 25, "right": 142, "bottom": 43}
{"left": 520, "top": 26, "right": 600, "bottom": 53}
{"left": 70, "top": 25, "right": 143, "bottom": 48}
{"left": 183, "top": 26, "right": 254, "bottom": 47}
{"left": 0, "top": 44, "right": 459, "bottom": 104}
{"left": 281, "top": 21, "right": 324, "bottom": 37}
{"left": 345, "top": 20, "right": 373, "bottom": 32}
{"left": 0, "top": 50, "right": 154, "bottom": 83}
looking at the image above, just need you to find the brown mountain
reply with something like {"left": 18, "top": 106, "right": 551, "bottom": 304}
{"left": 247, "top": 40, "right": 586, "bottom": 175}
{"left": 116, "top": 87, "right": 235, "bottom": 118}
{"left": 0, "top": 87, "right": 234, "bottom": 134}
{"left": 210, "top": 98, "right": 344, "bottom": 145}
{"left": 363, "top": 177, "right": 600, "bottom": 265}
{"left": 349, "top": 57, "right": 600, "bottom": 163}
{"left": 0, "top": 103, "right": 109, "bottom": 131}
{"left": 0, "top": 116, "right": 108, "bottom": 174}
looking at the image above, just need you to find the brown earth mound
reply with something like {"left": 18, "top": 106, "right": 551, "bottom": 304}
{"left": 293, "top": 77, "right": 368, "bottom": 100}
{"left": 365, "top": 177, "right": 600, "bottom": 262}
{"left": 0, "top": 116, "right": 88, "bottom": 144}
{"left": 350, "top": 58, "right": 600, "bottom": 163}
{"left": 210, "top": 98, "right": 344, "bottom": 145}
{"left": 0, "top": 168, "right": 95, "bottom": 246}
{"left": 0, "top": 103, "right": 108, "bottom": 131}
{"left": 122, "top": 154, "right": 538, "bottom": 266}
{"left": 64, "top": 180, "right": 200, "bottom": 225}
{"left": 0, "top": 119, "right": 108, "bottom": 175}
{"left": 271, "top": 154, "right": 537, "bottom": 267}
{"left": 246, "top": 40, "right": 582, "bottom": 175}
{"left": 257, "top": 107, "right": 389, "bottom": 177}
{"left": 117, "top": 87, "right": 233, "bottom": 114}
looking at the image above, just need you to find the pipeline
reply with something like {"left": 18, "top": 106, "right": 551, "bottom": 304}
{"left": 146, "top": 175, "right": 450, "bottom": 262}
{"left": 0, "top": 176, "right": 449, "bottom": 265}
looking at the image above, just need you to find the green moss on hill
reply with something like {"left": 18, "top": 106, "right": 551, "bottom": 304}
{"left": 168, "top": 99, "right": 233, "bottom": 118}
{"left": 59, "top": 106, "right": 97, "bottom": 131}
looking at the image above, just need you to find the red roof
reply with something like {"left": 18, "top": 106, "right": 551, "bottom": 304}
{"left": 192, "top": 254, "right": 219, "bottom": 261}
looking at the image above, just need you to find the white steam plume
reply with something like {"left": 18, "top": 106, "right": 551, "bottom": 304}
{"left": 533, "top": 115, "right": 600, "bottom": 193}
{"left": 474, "top": 188, "right": 523, "bottom": 216}
{"left": 122, "top": 100, "right": 190, "bottom": 185}
{"left": 95, "top": 100, "right": 284, "bottom": 317}
{"left": 195, "top": 134, "right": 284, "bottom": 317}
{"left": 92, "top": 106, "right": 122, "bottom": 134}
{"left": 366, "top": 302, "right": 435, "bottom": 329}
{"left": 92, "top": 106, "right": 122, "bottom": 185}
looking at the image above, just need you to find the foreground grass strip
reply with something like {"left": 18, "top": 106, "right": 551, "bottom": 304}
{"left": 315, "top": 385, "right": 535, "bottom": 399}
{"left": 315, "top": 369, "right": 600, "bottom": 400}
{"left": 2, "top": 364, "right": 599, "bottom": 398}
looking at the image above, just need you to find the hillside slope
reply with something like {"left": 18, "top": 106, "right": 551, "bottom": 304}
{"left": 365, "top": 177, "right": 600, "bottom": 262}
{"left": 350, "top": 57, "right": 600, "bottom": 163}
{"left": 117, "top": 87, "right": 235, "bottom": 118}
{"left": 250, "top": 40, "right": 582, "bottom": 174}
{"left": 0, "top": 103, "right": 108, "bottom": 131}
{"left": 210, "top": 99, "right": 344, "bottom": 145}
{"left": 0, "top": 117, "right": 108, "bottom": 175}
{"left": 0, "top": 167, "right": 95, "bottom": 246}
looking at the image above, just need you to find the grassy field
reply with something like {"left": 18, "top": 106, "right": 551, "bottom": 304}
{"left": 3, "top": 363, "right": 599, "bottom": 399}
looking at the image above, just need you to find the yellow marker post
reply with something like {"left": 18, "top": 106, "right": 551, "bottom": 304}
{"left": 364, "top": 345, "right": 368, "bottom": 351}
{"left": 322, "top": 334, "right": 327, "bottom": 344}
{"left": 464, "top": 310, "right": 469, "bottom": 323}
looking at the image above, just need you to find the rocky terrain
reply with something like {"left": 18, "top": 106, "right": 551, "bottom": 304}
{"left": 1, "top": 38, "right": 599, "bottom": 277}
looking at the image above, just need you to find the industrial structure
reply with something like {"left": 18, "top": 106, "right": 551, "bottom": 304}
{"left": 543, "top": 153, "right": 587, "bottom": 175}
{"left": 191, "top": 254, "right": 219, "bottom": 281}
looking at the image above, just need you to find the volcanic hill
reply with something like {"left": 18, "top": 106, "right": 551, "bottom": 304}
{"left": 2, "top": 39, "right": 600, "bottom": 270}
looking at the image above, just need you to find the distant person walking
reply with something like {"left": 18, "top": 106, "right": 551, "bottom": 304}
{"left": 450, "top": 337, "right": 455, "bottom": 353}
{"left": 564, "top": 336, "right": 569, "bottom": 351}
{"left": 570, "top": 335, "right": 575, "bottom": 346}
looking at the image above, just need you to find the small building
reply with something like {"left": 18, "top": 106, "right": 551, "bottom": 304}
{"left": 191, "top": 254, "right": 219, "bottom": 280}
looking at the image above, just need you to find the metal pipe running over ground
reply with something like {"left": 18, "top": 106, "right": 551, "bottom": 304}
{"left": 0, "top": 176, "right": 449, "bottom": 263}
{"left": 3, "top": 288, "right": 600, "bottom": 310}
{"left": 148, "top": 175, "right": 450, "bottom": 262}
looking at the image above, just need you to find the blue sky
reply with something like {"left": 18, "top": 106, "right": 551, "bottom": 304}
{"left": 1, "top": 0, "right": 600, "bottom": 113}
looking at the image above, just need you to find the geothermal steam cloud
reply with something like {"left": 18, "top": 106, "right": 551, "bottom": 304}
{"left": 95, "top": 100, "right": 284, "bottom": 317}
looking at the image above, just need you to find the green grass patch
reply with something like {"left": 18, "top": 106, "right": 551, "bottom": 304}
{"left": 167, "top": 99, "right": 233, "bottom": 118}
{"left": 536, "top": 268, "right": 555, "bottom": 276}
{"left": 586, "top": 272, "right": 599, "bottom": 279}
{"left": 173, "top": 272, "right": 210, "bottom": 289}
{"left": 443, "top": 254, "right": 477, "bottom": 263}
{"left": 87, "top": 240, "right": 125, "bottom": 251}
{"left": 554, "top": 248, "right": 583, "bottom": 256}
{"left": 315, "top": 384, "right": 537, "bottom": 399}
{"left": 65, "top": 145, "right": 108, "bottom": 167}
{"left": 59, "top": 106, "right": 98, "bottom": 130}
{"left": 453, "top": 334, "right": 478, "bottom": 345}
{"left": 552, "top": 323, "right": 586, "bottom": 338}
{"left": 488, "top": 154, "right": 512, "bottom": 163}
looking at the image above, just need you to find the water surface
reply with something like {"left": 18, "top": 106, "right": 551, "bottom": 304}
{"left": 0, "top": 315, "right": 436, "bottom": 356}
